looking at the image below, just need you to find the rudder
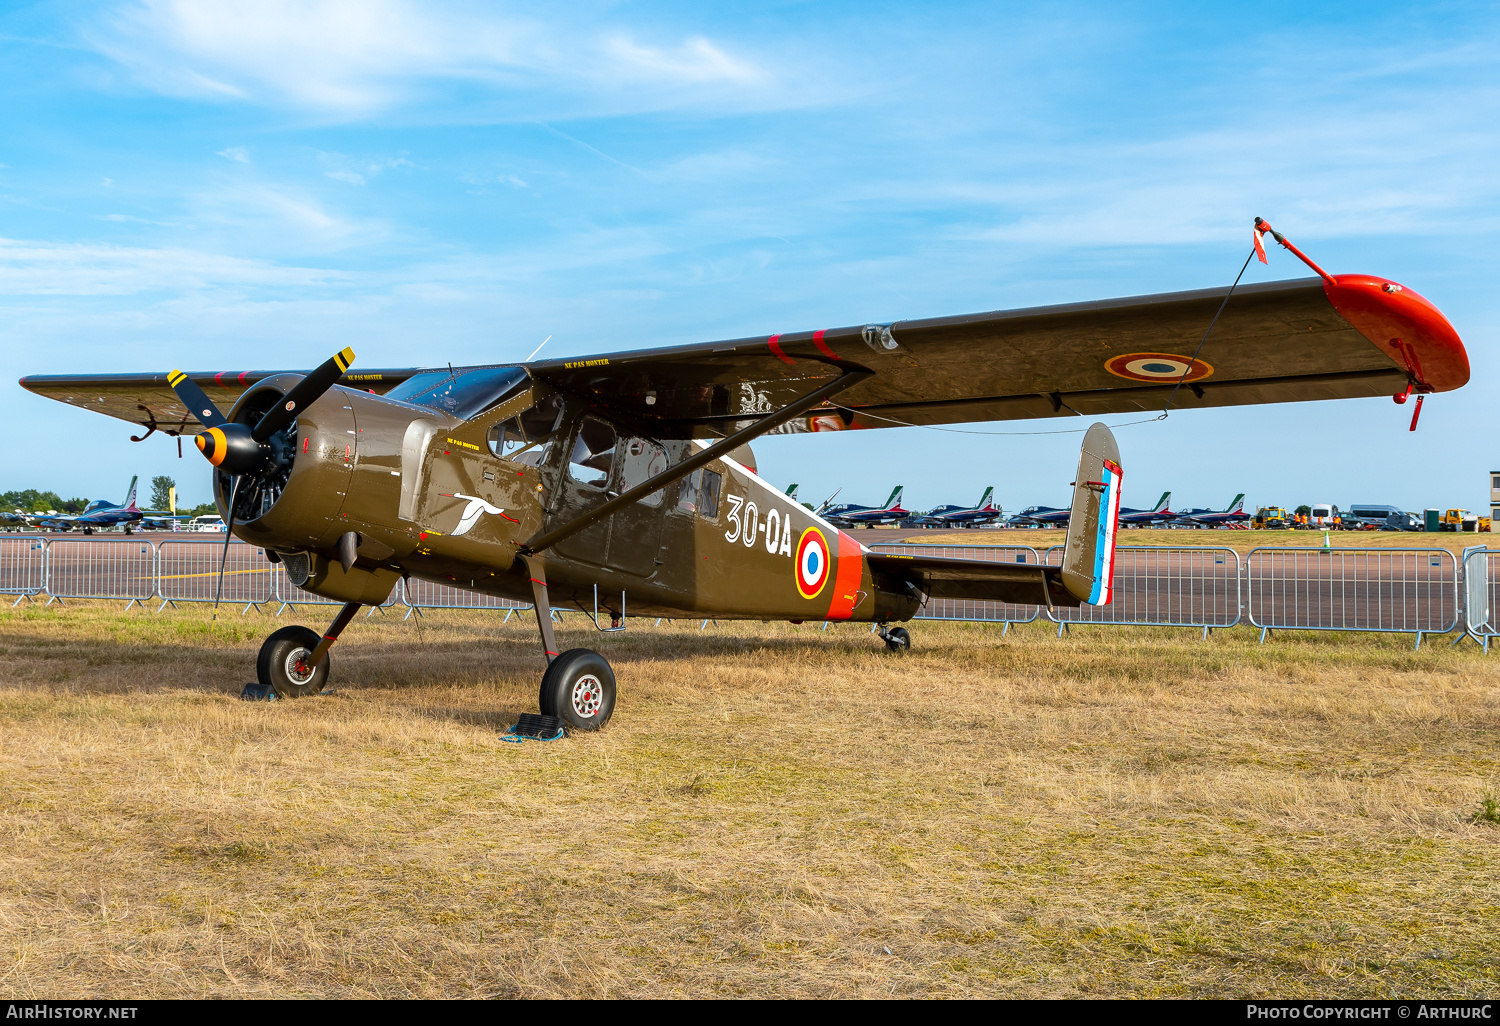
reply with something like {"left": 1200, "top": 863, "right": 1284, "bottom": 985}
{"left": 1060, "top": 424, "right": 1122, "bottom": 605}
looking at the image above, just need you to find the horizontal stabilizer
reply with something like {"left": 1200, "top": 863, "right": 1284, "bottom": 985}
{"left": 867, "top": 552, "right": 1081, "bottom": 607}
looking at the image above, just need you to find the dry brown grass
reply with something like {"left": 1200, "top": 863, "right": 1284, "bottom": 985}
{"left": 0, "top": 601, "right": 1498, "bottom": 998}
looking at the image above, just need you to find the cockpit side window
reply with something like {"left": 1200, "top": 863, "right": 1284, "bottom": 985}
{"left": 488, "top": 394, "right": 564, "bottom": 466}
{"left": 567, "top": 416, "right": 617, "bottom": 490}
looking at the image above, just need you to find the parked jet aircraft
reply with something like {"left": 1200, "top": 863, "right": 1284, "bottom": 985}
{"left": 1118, "top": 491, "right": 1173, "bottom": 527}
{"left": 1008, "top": 502, "right": 1072, "bottom": 527}
{"left": 19, "top": 229, "right": 1470, "bottom": 730}
{"left": 31, "top": 476, "right": 188, "bottom": 534}
{"left": 909, "top": 486, "right": 1005, "bottom": 528}
{"left": 822, "top": 486, "right": 909, "bottom": 527}
{"left": 1174, "top": 493, "right": 1250, "bottom": 528}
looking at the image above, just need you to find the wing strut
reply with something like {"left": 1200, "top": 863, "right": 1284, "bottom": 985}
{"left": 521, "top": 368, "right": 872, "bottom": 556}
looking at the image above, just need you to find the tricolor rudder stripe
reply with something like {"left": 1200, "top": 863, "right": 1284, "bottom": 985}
{"left": 1090, "top": 459, "right": 1123, "bottom": 605}
{"left": 825, "top": 530, "right": 863, "bottom": 620}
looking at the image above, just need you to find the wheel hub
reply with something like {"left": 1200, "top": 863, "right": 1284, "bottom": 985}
{"left": 284, "top": 647, "right": 316, "bottom": 686}
{"left": 571, "top": 674, "right": 603, "bottom": 718}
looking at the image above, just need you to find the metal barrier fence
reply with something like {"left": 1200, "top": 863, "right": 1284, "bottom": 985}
{"left": 400, "top": 575, "right": 531, "bottom": 619}
{"left": 0, "top": 535, "right": 48, "bottom": 604}
{"left": 45, "top": 537, "right": 158, "bottom": 608}
{"left": 5, "top": 537, "right": 1495, "bottom": 651}
{"left": 1043, "top": 545, "right": 1242, "bottom": 635}
{"left": 867, "top": 543, "right": 1042, "bottom": 626}
{"left": 1244, "top": 547, "right": 1458, "bottom": 646}
{"left": 157, "top": 539, "right": 275, "bottom": 610}
{"left": 1460, "top": 546, "right": 1498, "bottom": 651}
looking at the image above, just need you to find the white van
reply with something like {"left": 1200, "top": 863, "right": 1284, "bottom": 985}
{"left": 189, "top": 516, "right": 226, "bottom": 532}
{"left": 1308, "top": 503, "right": 1339, "bottom": 528}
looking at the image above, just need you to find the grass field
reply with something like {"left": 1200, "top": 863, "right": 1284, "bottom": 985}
{"left": 0, "top": 602, "right": 1497, "bottom": 998}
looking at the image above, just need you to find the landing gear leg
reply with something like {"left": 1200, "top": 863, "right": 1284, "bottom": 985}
{"left": 524, "top": 557, "right": 615, "bottom": 731}
{"left": 876, "top": 623, "right": 911, "bottom": 653}
{"left": 256, "top": 600, "right": 360, "bottom": 698}
{"left": 524, "top": 557, "right": 559, "bottom": 667}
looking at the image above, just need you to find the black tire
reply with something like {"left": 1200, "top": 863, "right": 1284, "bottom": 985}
{"left": 257, "top": 625, "right": 328, "bottom": 699}
{"left": 884, "top": 626, "right": 911, "bottom": 653}
{"left": 539, "top": 648, "right": 616, "bottom": 731}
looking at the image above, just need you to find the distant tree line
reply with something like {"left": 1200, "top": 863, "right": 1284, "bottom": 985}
{"left": 3, "top": 477, "right": 217, "bottom": 518}
{"left": 1, "top": 489, "right": 89, "bottom": 513}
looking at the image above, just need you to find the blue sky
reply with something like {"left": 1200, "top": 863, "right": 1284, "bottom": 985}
{"left": 2, "top": 0, "right": 1497, "bottom": 513}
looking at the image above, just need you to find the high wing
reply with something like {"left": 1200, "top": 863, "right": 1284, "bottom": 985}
{"left": 17, "top": 367, "right": 424, "bottom": 437}
{"left": 19, "top": 274, "right": 1466, "bottom": 440}
{"left": 521, "top": 274, "right": 1466, "bottom": 438}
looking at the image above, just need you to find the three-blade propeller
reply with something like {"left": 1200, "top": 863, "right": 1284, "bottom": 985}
{"left": 167, "top": 348, "right": 356, "bottom": 615}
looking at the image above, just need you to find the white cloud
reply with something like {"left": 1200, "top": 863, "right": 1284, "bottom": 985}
{"left": 216, "top": 145, "right": 249, "bottom": 162}
{"left": 99, "top": 213, "right": 181, "bottom": 226}
{"left": 87, "top": 0, "right": 778, "bottom": 115}
{"left": 0, "top": 237, "right": 352, "bottom": 295}
{"left": 325, "top": 170, "right": 365, "bottom": 185}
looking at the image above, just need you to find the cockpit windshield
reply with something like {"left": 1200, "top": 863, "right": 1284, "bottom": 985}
{"left": 382, "top": 366, "right": 529, "bottom": 419}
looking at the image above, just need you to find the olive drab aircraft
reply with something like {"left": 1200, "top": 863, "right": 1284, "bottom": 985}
{"left": 19, "top": 229, "right": 1471, "bottom": 730}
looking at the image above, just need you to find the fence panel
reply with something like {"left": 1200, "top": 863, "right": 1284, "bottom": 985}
{"left": 867, "top": 543, "right": 1043, "bottom": 624}
{"left": 1245, "top": 547, "right": 1458, "bottom": 637}
{"left": 401, "top": 575, "right": 532, "bottom": 612}
{"left": 156, "top": 539, "right": 274, "bottom": 607}
{"left": 0, "top": 535, "right": 48, "bottom": 599}
{"left": 1043, "top": 546, "right": 1242, "bottom": 629}
{"left": 46, "top": 537, "right": 157, "bottom": 604}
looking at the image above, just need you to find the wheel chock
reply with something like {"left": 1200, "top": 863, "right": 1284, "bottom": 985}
{"left": 503, "top": 712, "right": 566, "bottom": 742}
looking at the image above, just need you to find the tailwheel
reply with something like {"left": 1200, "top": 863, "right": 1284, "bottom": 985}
{"left": 880, "top": 625, "right": 911, "bottom": 654}
{"left": 257, "top": 625, "right": 328, "bottom": 699}
{"left": 539, "top": 649, "right": 616, "bottom": 732}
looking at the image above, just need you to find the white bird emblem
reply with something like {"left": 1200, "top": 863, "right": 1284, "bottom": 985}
{"left": 449, "top": 493, "right": 507, "bottom": 537}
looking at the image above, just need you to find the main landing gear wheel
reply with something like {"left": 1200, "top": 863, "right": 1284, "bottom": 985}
{"left": 882, "top": 626, "right": 911, "bottom": 654}
{"left": 257, "top": 625, "right": 328, "bottom": 699}
{"left": 539, "top": 649, "right": 616, "bottom": 732}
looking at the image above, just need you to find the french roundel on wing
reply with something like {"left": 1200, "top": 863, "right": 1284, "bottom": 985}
{"left": 1103, "top": 352, "right": 1214, "bottom": 383}
{"left": 795, "top": 527, "right": 831, "bottom": 600}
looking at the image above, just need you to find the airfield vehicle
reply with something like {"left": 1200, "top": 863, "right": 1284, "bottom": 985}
{"left": 1439, "top": 509, "right": 1491, "bottom": 532}
{"left": 1252, "top": 506, "right": 1291, "bottom": 530}
{"left": 19, "top": 221, "right": 1471, "bottom": 729}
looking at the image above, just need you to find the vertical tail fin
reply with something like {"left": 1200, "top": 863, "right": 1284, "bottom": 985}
{"left": 785, "top": 483, "right": 799, "bottom": 501}
{"left": 123, "top": 475, "right": 138, "bottom": 509}
{"left": 1060, "top": 424, "right": 1122, "bottom": 605}
{"left": 885, "top": 486, "right": 904, "bottom": 510}
{"left": 1226, "top": 492, "right": 1245, "bottom": 513}
{"left": 977, "top": 486, "right": 994, "bottom": 509}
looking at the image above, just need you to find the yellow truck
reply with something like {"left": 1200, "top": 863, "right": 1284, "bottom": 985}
{"left": 1439, "top": 509, "right": 1494, "bottom": 532}
{"left": 1253, "top": 506, "right": 1291, "bottom": 530}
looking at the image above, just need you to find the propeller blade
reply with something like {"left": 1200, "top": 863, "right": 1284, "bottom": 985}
{"left": 211, "top": 475, "right": 241, "bottom": 620}
{"left": 252, "top": 347, "right": 355, "bottom": 442}
{"left": 167, "top": 370, "right": 228, "bottom": 428}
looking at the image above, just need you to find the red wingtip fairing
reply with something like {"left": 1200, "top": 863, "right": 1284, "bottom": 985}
{"left": 1322, "top": 275, "right": 1469, "bottom": 393}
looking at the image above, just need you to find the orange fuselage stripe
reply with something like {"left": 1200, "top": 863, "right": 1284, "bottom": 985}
{"left": 825, "top": 530, "right": 863, "bottom": 620}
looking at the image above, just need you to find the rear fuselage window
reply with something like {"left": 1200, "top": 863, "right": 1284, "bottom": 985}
{"left": 678, "top": 468, "right": 721, "bottom": 518}
{"left": 616, "top": 437, "right": 669, "bottom": 507}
